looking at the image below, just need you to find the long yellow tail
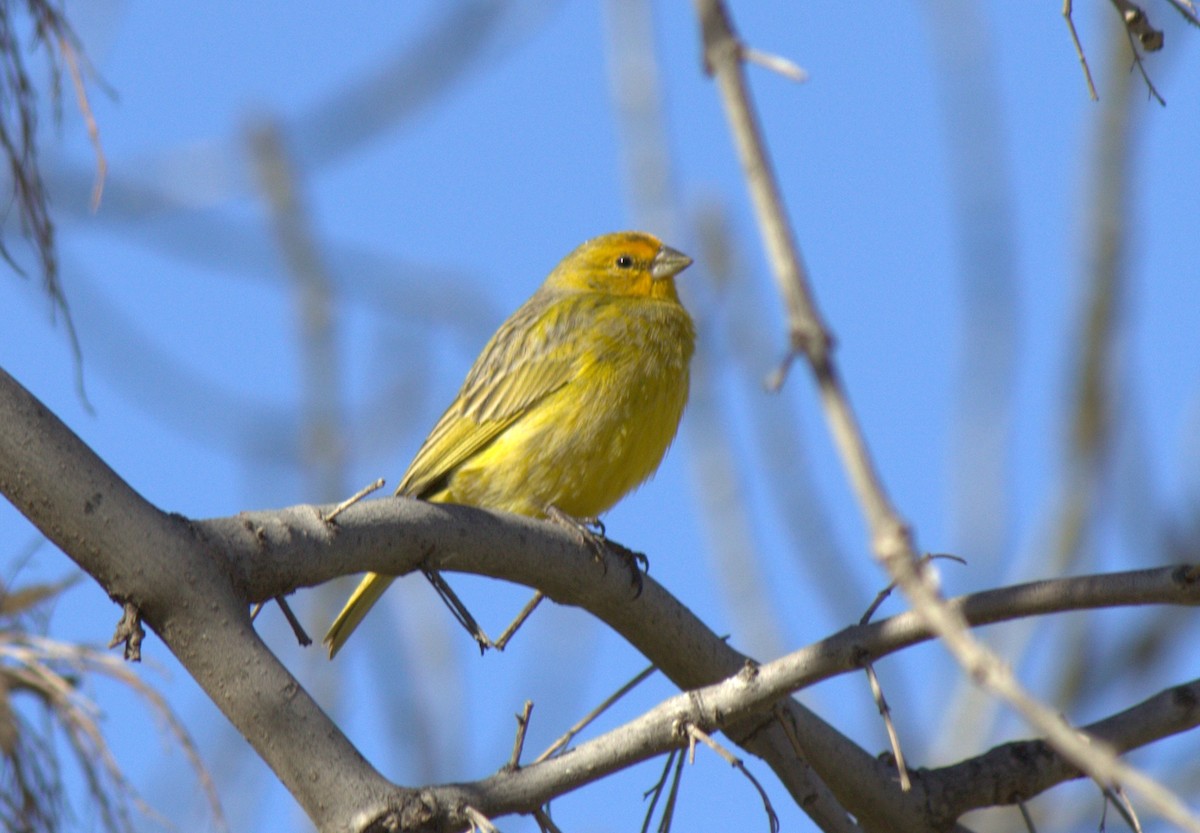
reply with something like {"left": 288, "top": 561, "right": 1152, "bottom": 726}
{"left": 324, "top": 572, "right": 396, "bottom": 657}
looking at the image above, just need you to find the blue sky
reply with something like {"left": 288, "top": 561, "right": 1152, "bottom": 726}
{"left": 3, "top": 1, "right": 1200, "bottom": 831}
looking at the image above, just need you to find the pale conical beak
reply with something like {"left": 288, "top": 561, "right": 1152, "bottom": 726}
{"left": 650, "top": 245, "right": 693, "bottom": 281}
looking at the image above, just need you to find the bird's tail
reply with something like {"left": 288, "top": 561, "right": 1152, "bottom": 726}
{"left": 324, "top": 572, "right": 395, "bottom": 657}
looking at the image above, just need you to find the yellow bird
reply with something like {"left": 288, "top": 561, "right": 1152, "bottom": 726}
{"left": 325, "top": 231, "right": 695, "bottom": 656}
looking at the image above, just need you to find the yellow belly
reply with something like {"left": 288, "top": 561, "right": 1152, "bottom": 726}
{"left": 430, "top": 300, "right": 693, "bottom": 518}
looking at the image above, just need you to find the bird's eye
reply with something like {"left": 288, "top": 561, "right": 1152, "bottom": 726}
{"left": 615, "top": 254, "right": 634, "bottom": 269}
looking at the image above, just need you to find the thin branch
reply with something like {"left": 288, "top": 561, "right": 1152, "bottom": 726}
{"left": 248, "top": 594, "right": 311, "bottom": 647}
{"left": 859, "top": 569, "right": 915, "bottom": 791}
{"left": 535, "top": 664, "right": 656, "bottom": 763}
{"left": 931, "top": 678, "right": 1200, "bottom": 820}
{"left": 740, "top": 46, "right": 807, "bottom": 82}
{"left": 1108, "top": 0, "right": 1165, "bottom": 104}
{"left": 690, "top": 2, "right": 1197, "bottom": 830}
{"left": 863, "top": 664, "right": 910, "bottom": 792}
{"left": 1119, "top": 21, "right": 1165, "bottom": 105}
{"left": 1063, "top": 0, "right": 1100, "bottom": 101}
{"left": 658, "top": 748, "right": 686, "bottom": 833}
{"left": 686, "top": 725, "right": 780, "bottom": 833}
{"left": 640, "top": 749, "right": 680, "bottom": 833}
{"left": 323, "top": 478, "right": 386, "bottom": 524}
{"left": 273, "top": 595, "right": 312, "bottom": 646}
{"left": 507, "top": 701, "right": 534, "bottom": 771}
{"left": 692, "top": 0, "right": 829, "bottom": 383}
{"left": 493, "top": 591, "right": 545, "bottom": 651}
{"left": 860, "top": 554, "right": 966, "bottom": 625}
{"left": 695, "top": 0, "right": 906, "bottom": 549}
{"left": 420, "top": 565, "right": 492, "bottom": 652}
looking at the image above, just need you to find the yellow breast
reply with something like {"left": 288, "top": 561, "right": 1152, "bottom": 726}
{"left": 430, "top": 293, "right": 695, "bottom": 518}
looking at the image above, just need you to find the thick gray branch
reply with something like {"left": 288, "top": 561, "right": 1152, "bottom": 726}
{"left": 0, "top": 368, "right": 395, "bottom": 832}
{"left": 0, "top": 367, "right": 868, "bottom": 832}
{"left": 928, "top": 679, "right": 1200, "bottom": 825}
{"left": 5, "top": 365, "right": 1200, "bottom": 833}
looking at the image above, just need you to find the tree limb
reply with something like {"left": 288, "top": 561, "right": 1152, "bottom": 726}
{"left": 0, "top": 367, "right": 395, "bottom": 833}
{"left": 6, "top": 364, "right": 1200, "bottom": 831}
{"left": 929, "top": 679, "right": 1200, "bottom": 824}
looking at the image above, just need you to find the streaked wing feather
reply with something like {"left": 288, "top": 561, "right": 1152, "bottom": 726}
{"left": 397, "top": 290, "right": 583, "bottom": 497}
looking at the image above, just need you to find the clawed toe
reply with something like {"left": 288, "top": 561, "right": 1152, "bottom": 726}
{"left": 545, "top": 505, "right": 647, "bottom": 596}
{"left": 605, "top": 540, "right": 648, "bottom": 597}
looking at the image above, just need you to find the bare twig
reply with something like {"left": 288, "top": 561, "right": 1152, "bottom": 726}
{"left": 640, "top": 749, "right": 679, "bottom": 833}
{"left": 1063, "top": 0, "right": 1100, "bottom": 101}
{"left": 1108, "top": 0, "right": 1165, "bottom": 103}
{"left": 323, "top": 478, "right": 385, "bottom": 524}
{"left": 276, "top": 596, "right": 312, "bottom": 646}
{"left": 248, "top": 594, "right": 312, "bottom": 645}
{"left": 638, "top": 748, "right": 686, "bottom": 833}
{"left": 1119, "top": 23, "right": 1165, "bottom": 105}
{"left": 772, "top": 704, "right": 804, "bottom": 760}
{"left": 658, "top": 749, "right": 686, "bottom": 833}
{"left": 860, "top": 554, "right": 966, "bottom": 625}
{"left": 493, "top": 591, "right": 545, "bottom": 651}
{"left": 420, "top": 566, "right": 492, "bottom": 651}
{"left": 686, "top": 725, "right": 781, "bottom": 833}
{"left": 863, "top": 664, "right": 910, "bottom": 791}
{"left": 692, "top": 0, "right": 830, "bottom": 384}
{"left": 535, "top": 664, "right": 657, "bottom": 763}
{"left": 740, "top": 46, "right": 807, "bottom": 82}
{"left": 507, "top": 701, "right": 534, "bottom": 771}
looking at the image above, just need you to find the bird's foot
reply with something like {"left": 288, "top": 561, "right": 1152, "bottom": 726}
{"left": 545, "top": 505, "right": 647, "bottom": 597}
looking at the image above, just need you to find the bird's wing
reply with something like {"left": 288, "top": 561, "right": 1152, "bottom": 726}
{"left": 396, "top": 290, "right": 585, "bottom": 498}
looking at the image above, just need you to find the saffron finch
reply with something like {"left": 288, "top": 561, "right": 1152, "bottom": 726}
{"left": 325, "top": 231, "right": 695, "bottom": 656}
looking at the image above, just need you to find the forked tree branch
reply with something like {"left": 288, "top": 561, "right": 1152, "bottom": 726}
{"left": 0, "top": 368, "right": 393, "bottom": 832}
{"left": 689, "top": 2, "right": 1200, "bottom": 830}
{"left": 0, "top": 366, "right": 866, "bottom": 832}
{"left": 4, "top": 365, "right": 1200, "bottom": 832}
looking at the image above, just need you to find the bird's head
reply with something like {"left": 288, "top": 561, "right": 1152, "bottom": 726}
{"left": 544, "top": 231, "right": 692, "bottom": 301}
